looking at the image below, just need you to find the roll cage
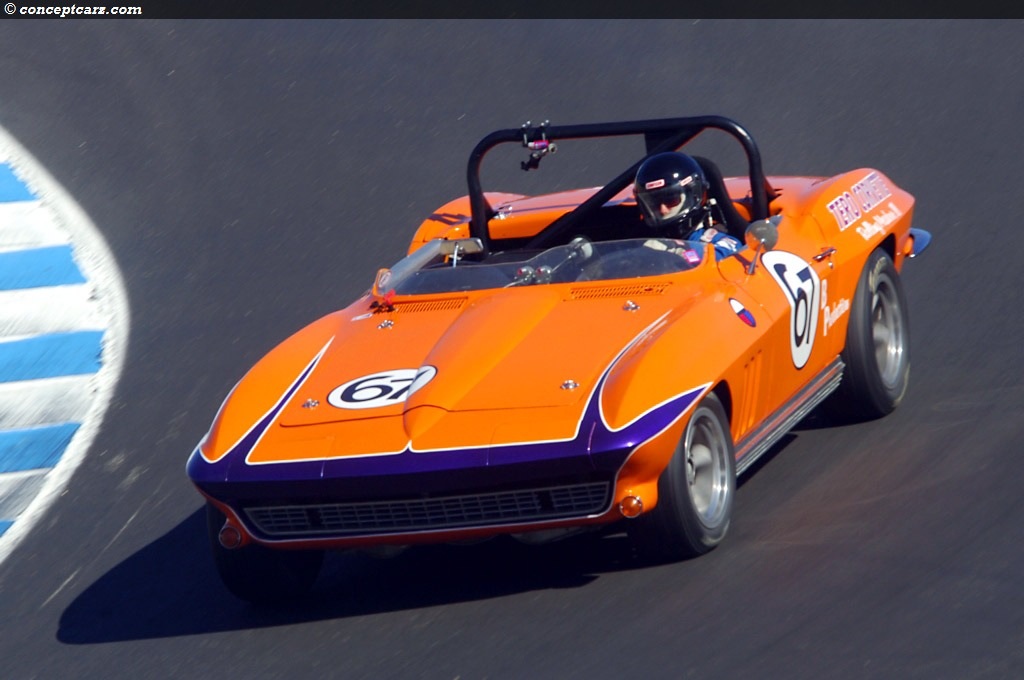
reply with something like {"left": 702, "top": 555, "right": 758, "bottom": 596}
{"left": 466, "top": 115, "right": 776, "bottom": 254}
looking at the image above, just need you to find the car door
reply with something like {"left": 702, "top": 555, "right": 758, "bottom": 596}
{"left": 717, "top": 215, "right": 836, "bottom": 429}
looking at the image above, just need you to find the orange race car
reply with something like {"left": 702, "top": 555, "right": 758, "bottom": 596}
{"left": 187, "top": 115, "right": 931, "bottom": 604}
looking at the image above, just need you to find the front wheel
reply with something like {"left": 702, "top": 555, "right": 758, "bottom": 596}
{"left": 206, "top": 503, "right": 324, "bottom": 606}
{"left": 630, "top": 392, "right": 736, "bottom": 561}
{"left": 832, "top": 248, "right": 910, "bottom": 421}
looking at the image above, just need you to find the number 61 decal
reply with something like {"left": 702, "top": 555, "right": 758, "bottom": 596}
{"left": 327, "top": 366, "right": 437, "bottom": 409}
{"left": 762, "top": 251, "right": 820, "bottom": 369}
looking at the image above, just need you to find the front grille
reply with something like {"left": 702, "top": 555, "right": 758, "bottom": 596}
{"left": 244, "top": 482, "right": 610, "bottom": 538}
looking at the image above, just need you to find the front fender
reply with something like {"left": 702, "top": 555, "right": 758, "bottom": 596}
{"left": 189, "top": 310, "right": 344, "bottom": 470}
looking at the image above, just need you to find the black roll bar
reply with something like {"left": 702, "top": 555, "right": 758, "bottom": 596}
{"left": 465, "top": 115, "right": 772, "bottom": 253}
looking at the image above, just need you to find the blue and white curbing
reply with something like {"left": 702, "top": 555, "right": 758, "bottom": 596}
{"left": 0, "top": 125, "right": 128, "bottom": 565}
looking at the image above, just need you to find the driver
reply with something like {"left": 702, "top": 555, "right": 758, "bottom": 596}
{"left": 633, "top": 152, "right": 742, "bottom": 259}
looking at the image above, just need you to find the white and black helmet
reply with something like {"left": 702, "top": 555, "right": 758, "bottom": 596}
{"left": 634, "top": 152, "right": 709, "bottom": 232}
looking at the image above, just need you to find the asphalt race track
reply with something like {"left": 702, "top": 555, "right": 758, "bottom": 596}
{"left": 1, "top": 20, "right": 1022, "bottom": 679}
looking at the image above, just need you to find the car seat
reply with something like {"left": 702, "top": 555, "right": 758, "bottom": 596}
{"left": 692, "top": 156, "right": 749, "bottom": 241}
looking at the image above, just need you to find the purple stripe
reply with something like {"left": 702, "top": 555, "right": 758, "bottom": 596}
{"left": 193, "top": 382, "right": 703, "bottom": 486}
{"left": 189, "top": 320, "right": 704, "bottom": 487}
{"left": 187, "top": 342, "right": 329, "bottom": 484}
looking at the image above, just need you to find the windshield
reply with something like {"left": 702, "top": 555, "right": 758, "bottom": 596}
{"left": 380, "top": 237, "right": 707, "bottom": 296}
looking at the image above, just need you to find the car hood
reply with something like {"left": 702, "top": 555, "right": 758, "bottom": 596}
{"left": 278, "top": 282, "right": 683, "bottom": 429}
{"left": 189, "top": 277, "right": 719, "bottom": 477}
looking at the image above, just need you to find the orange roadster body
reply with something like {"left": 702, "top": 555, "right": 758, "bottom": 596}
{"left": 187, "top": 116, "right": 929, "bottom": 603}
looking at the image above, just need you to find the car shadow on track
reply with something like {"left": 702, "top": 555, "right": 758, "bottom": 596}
{"left": 57, "top": 431, "right": 810, "bottom": 644}
{"left": 56, "top": 507, "right": 654, "bottom": 644}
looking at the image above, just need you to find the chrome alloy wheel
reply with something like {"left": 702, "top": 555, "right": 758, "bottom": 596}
{"left": 871, "top": 272, "right": 908, "bottom": 390}
{"left": 684, "top": 406, "right": 731, "bottom": 529}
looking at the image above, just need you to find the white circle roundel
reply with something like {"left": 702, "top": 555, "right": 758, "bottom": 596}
{"left": 327, "top": 366, "right": 437, "bottom": 410}
{"left": 762, "top": 250, "right": 820, "bottom": 369}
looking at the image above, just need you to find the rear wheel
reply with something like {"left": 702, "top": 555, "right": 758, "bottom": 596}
{"left": 206, "top": 503, "right": 324, "bottom": 606}
{"left": 832, "top": 248, "right": 910, "bottom": 420}
{"left": 630, "top": 392, "right": 736, "bottom": 561}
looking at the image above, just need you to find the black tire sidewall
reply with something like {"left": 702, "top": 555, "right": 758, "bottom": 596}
{"left": 206, "top": 503, "right": 324, "bottom": 605}
{"left": 668, "top": 394, "right": 735, "bottom": 549}
{"left": 840, "top": 249, "right": 910, "bottom": 419}
{"left": 632, "top": 392, "right": 736, "bottom": 560}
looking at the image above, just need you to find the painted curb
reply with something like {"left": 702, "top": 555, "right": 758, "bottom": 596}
{"left": 0, "top": 126, "right": 129, "bottom": 567}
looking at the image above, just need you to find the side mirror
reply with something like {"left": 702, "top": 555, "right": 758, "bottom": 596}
{"left": 745, "top": 218, "right": 779, "bottom": 251}
{"left": 744, "top": 217, "right": 780, "bottom": 274}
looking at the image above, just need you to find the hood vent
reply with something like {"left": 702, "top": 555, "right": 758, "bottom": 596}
{"left": 568, "top": 283, "right": 669, "bottom": 301}
{"left": 390, "top": 297, "right": 468, "bottom": 314}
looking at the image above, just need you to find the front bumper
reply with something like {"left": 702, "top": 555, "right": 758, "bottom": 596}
{"left": 194, "top": 447, "right": 632, "bottom": 546}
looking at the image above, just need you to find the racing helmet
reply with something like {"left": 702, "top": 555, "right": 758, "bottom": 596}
{"left": 634, "top": 152, "right": 709, "bottom": 232}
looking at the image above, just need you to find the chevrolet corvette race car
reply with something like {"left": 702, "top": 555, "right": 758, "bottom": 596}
{"left": 187, "top": 115, "right": 930, "bottom": 604}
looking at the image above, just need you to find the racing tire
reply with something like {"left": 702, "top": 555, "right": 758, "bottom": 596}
{"left": 206, "top": 503, "right": 324, "bottom": 606}
{"left": 630, "top": 392, "right": 736, "bottom": 561}
{"left": 832, "top": 248, "right": 910, "bottom": 421}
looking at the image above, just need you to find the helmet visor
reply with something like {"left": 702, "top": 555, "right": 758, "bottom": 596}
{"left": 638, "top": 178, "right": 700, "bottom": 225}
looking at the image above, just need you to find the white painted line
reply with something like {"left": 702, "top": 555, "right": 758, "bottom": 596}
{"left": 0, "top": 469, "right": 48, "bottom": 519}
{"left": 0, "top": 375, "right": 96, "bottom": 430}
{"left": 0, "top": 201, "right": 68, "bottom": 250}
{"left": 0, "top": 285, "right": 104, "bottom": 336}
